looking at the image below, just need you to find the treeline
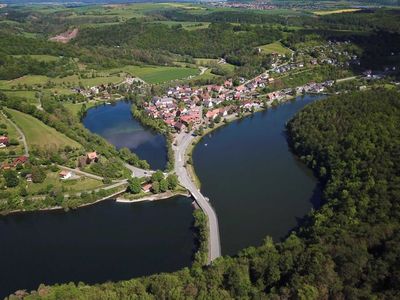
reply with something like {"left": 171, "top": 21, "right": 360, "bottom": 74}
{"left": 75, "top": 21, "right": 282, "bottom": 60}
{"left": 13, "top": 90, "right": 400, "bottom": 299}
{"left": 0, "top": 54, "right": 77, "bottom": 80}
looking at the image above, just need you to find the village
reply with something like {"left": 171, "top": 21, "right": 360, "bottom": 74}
{"left": 141, "top": 72, "right": 334, "bottom": 135}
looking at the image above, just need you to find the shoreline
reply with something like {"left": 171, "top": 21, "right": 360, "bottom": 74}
{"left": 116, "top": 190, "right": 190, "bottom": 203}
{"left": 184, "top": 94, "right": 302, "bottom": 189}
{"left": 1, "top": 188, "right": 126, "bottom": 216}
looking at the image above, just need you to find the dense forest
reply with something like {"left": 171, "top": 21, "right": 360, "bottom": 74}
{"left": 12, "top": 89, "right": 400, "bottom": 299}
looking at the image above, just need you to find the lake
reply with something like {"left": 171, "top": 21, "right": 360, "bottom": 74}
{"left": 0, "top": 196, "right": 195, "bottom": 298}
{"left": 193, "top": 95, "right": 322, "bottom": 255}
{"left": 82, "top": 100, "right": 167, "bottom": 170}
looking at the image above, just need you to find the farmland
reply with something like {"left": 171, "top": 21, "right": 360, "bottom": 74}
{"left": 313, "top": 8, "right": 362, "bottom": 15}
{"left": 106, "top": 65, "right": 199, "bottom": 84}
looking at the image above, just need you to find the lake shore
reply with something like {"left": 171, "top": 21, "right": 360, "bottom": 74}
{"left": 116, "top": 190, "right": 190, "bottom": 203}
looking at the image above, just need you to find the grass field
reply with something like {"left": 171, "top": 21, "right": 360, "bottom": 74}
{"left": 64, "top": 101, "right": 97, "bottom": 116}
{"left": 313, "top": 9, "right": 362, "bottom": 15}
{"left": 3, "top": 74, "right": 124, "bottom": 90}
{"left": 106, "top": 65, "right": 199, "bottom": 83}
{"left": 2, "top": 90, "right": 39, "bottom": 104}
{"left": 258, "top": 42, "right": 292, "bottom": 56}
{"left": 0, "top": 113, "right": 24, "bottom": 155}
{"left": 6, "top": 108, "right": 82, "bottom": 150}
{"left": 194, "top": 58, "right": 235, "bottom": 74}
{"left": 12, "top": 55, "right": 61, "bottom": 62}
{"left": 26, "top": 171, "right": 104, "bottom": 194}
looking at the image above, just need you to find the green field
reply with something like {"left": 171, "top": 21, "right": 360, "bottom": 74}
{"left": 6, "top": 108, "right": 82, "bottom": 150}
{"left": 258, "top": 42, "right": 292, "bottom": 56}
{"left": 2, "top": 90, "right": 39, "bottom": 104}
{"left": 26, "top": 171, "right": 104, "bottom": 194}
{"left": 106, "top": 65, "right": 200, "bottom": 83}
{"left": 194, "top": 58, "right": 235, "bottom": 74}
{"left": 12, "top": 55, "right": 61, "bottom": 62}
{"left": 63, "top": 101, "right": 97, "bottom": 116}
{"left": 0, "top": 113, "right": 24, "bottom": 155}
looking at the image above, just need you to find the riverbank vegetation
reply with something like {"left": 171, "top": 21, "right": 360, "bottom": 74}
{"left": 17, "top": 89, "right": 400, "bottom": 299}
{"left": 192, "top": 209, "right": 209, "bottom": 267}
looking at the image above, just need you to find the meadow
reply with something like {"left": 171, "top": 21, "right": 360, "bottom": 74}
{"left": 26, "top": 171, "right": 104, "bottom": 194}
{"left": 258, "top": 41, "right": 292, "bottom": 56}
{"left": 6, "top": 108, "right": 82, "bottom": 150}
{"left": 106, "top": 65, "right": 199, "bottom": 84}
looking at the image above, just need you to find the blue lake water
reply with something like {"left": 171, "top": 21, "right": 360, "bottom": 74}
{"left": 82, "top": 101, "right": 167, "bottom": 170}
{"left": 0, "top": 197, "right": 195, "bottom": 298}
{"left": 193, "top": 95, "right": 323, "bottom": 255}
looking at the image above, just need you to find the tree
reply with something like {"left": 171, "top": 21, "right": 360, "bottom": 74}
{"left": 128, "top": 177, "right": 141, "bottom": 194}
{"left": 167, "top": 174, "right": 179, "bottom": 190}
{"left": 152, "top": 181, "right": 160, "bottom": 194}
{"left": 31, "top": 166, "right": 46, "bottom": 183}
{"left": 151, "top": 170, "right": 164, "bottom": 183}
{"left": 159, "top": 178, "right": 168, "bottom": 193}
{"left": 4, "top": 170, "right": 19, "bottom": 187}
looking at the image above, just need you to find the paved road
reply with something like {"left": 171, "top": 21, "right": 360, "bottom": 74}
{"left": 1, "top": 110, "right": 29, "bottom": 157}
{"left": 174, "top": 132, "right": 221, "bottom": 262}
{"left": 124, "top": 163, "right": 154, "bottom": 178}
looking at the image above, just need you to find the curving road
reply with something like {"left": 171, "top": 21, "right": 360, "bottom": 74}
{"left": 173, "top": 132, "right": 221, "bottom": 262}
{"left": 1, "top": 110, "right": 29, "bottom": 157}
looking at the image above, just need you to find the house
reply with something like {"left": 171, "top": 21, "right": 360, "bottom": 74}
{"left": 224, "top": 79, "right": 233, "bottom": 88}
{"left": 1, "top": 162, "right": 11, "bottom": 170}
{"left": 13, "top": 156, "right": 28, "bottom": 167}
{"left": 235, "top": 85, "right": 245, "bottom": 92}
{"left": 203, "top": 99, "right": 214, "bottom": 108}
{"left": 25, "top": 174, "right": 32, "bottom": 182}
{"left": 219, "top": 107, "right": 229, "bottom": 117}
{"left": 0, "top": 136, "right": 9, "bottom": 147}
{"left": 59, "top": 170, "right": 73, "bottom": 180}
{"left": 142, "top": 183, "right": 152, "bottom": 193}
{"left": 206, "top": 109, "right": 220, "bottom": 120}
{"left": 212, "top": 85, "right": 223, "bottom": 93}
{"left": 86, "top": 152, "right": 99, "bottom": 164}
{"left": 174, "top": 122, "right": 186, "bottom": 132}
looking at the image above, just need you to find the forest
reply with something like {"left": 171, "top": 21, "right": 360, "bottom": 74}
{"left": 11, "top": 89, "right": 400, "bottom": 299}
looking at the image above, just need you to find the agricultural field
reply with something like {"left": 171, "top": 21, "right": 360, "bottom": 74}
{"left": 105, "top": 65, "right": 200, "bottom": 84}
{"left": 313, "top": 8, "right": 362, "bottom": 15}
{"left": 5, "top": 108, "right": 82, "bottom": 150}
{"left": 258, "top": 42, "right": 292, "bottom": 56}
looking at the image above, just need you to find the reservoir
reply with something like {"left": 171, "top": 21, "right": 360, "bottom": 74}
{"left": 82, "top": 100, "right": 167, "bottom": 170}
{"left": 0, "top": 196, "right": 195, "bottom": 298}
{"left": 193, "top": 95, "right": 322, "bottom": 255}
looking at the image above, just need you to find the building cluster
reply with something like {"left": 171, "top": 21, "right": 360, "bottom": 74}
{"left": 210, "top": 1, "right": 276, "bottom": 10}
{"left": 297, "top": 40, "right": 361, "bottom": 68}
{"left": 150, "top": 77, "right": 275, "bottom": 131}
